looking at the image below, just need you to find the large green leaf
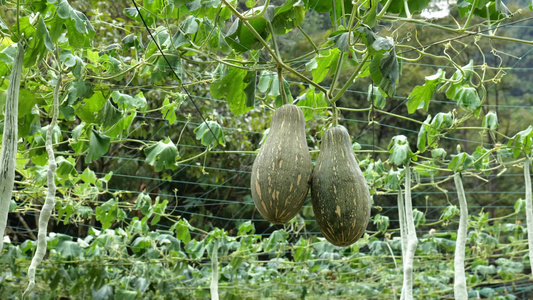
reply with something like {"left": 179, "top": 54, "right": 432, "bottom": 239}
{"left": 388, "top": 135, "right": 414, "bottom": 166}
{"left": 75, "top": 91, "right": 106, "bottom": 123}
{"left": 111, "top": 91, "right": 147, "bottom": 111}
{"left": 57, "top": 0, "right": 95, "bottom": 48}
{"left": 210, "top": 66, "right": 252, "bottom": 115}
{"left": 380, "top": 0, "right": 432, "bottom": 16}
{"left": 144, "top": 138, "right": 179, "bottom": 171}
{"left": 306, "top": 48, "right": 340, "bottom": 83}
{"left": 482, "top": 111, "right": 498, "bottom": 131}
{"left": 296, "top": 87, "right": 327, "bottom": 121}
{"left": 448, "top": 152, "right": 474, "bottom": 172}
{"left": 194, "top": 121, "right": 226, "bottom": 148}
{"left": 303, "top": 0, "right": 354, "bottom": 24}
{"left": 453, "top": 85, "right": 481, "bottom": 114}
{"left": 85, "top": 129, "right": 111, "bottom": 163}
{"left": 271, "top": 0, "right": 305, "bottom": 34}
{"left": 457, "top": 0, "right": 510, "bottom": 20}
{"left": 370, "top": 48, "right": 399, "bottom": 97}
{"left": 507, "top": 125, "right": 533, "bottom": 158}
{"left": 407, "top": 69, "right": 444, "bottom": 113}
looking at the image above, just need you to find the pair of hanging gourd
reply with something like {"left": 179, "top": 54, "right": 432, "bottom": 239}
{"left": 251, "top": 104, "right": 371, "bottom": 246}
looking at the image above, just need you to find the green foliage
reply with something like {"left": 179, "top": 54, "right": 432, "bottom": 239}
{"left": 388, "top": 135, "right": 414, "bottom": 166}
{"left": 407, "top": 69, "right": 445, "bottom": 113}
{"left": 194, "top": 120, "right": 226, "bottom": 148}
{"left": 211, "top": 66, "right": 253, "bottom": 115}
{"left": 144, "top": 138, "right": 179, "bottom": 171}
{"left": 1, "top": 0, "right": 533, "bottom": 298}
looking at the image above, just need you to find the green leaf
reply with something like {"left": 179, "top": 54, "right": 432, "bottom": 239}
{"left": 173, "top": 219, "right": 192, "bottom": 244}
{"left": 372, "top": 36, "right": 394, "bottom": 52}
{"left": 115, "top": 290, "right": 139, "bottom": 299}
{"left": 296, "top": 87, "right": 327, "bottom": 121}
{"left": 453, "top": 85, "right": 481, "bottom": 113}
{"left": 329, "top": 31, "right": 354, "bottom": 52}
{"left": 111, "top": 91, "right": 147, "bottom": 111}
{"left": 373, "top": 214, "right": 389, "bottom": 233}
{"left": 237, "top": 221, "right": 255, "bottom": 236}
{"left": 210, "top": 66, "right": 252, "bottom": 115}
{"left": 161, "top": 96, "right": 184, "bottom": 125}
{"left": 376, "top": 48, "right": 398, "bottom": 97}
{"left": 431, "top": 148, "right": 447, "bottom": 161}
{"left": 507, "top": 125, "right": 533, "bottom": 157}
{"left": 482, "top": 111, "right": 498, "bottom": 130}
{"left": 57, "top": 0, "right": 95, "bottom": 48}
{"left": 243, "top": 70, "right": 257, "bottom": 107}
{"left": 80, "top": 167, "right": 97, "bottom": 184}
{"left": 67, "top": 80, "right": 93, "bottom": 105}
{"left": 59, "top": 49, "right": 84, "bottom": 78}
{"left": 355, "top": 25, "right": 377, "bottom": 48}
{"left": 97, "top": 100, "right": 122, "bottom": 129}
{"left": 448, "top": 152, "right": 474, "bottom": 173}
{"left": 458, "top": 0, "right": 510, "bottom": 20}
{"left": 413, "top": 209, "right": 426, "bottom": 227}
{"left": 85, "top": 129, "right": 111, "bottom": 163}
{"left": 182, "top": 16, "right": 198, "bottom": 34}
{"left": 194, "top": 121, "right": 226, "bottom": 148}
{"left": 75, "top": 91, "right": 106, "bottom": 123}
{"left": 306, "top": 48, "right": 340, "bottom": 83}
{"left": 95, "top": 198, "right": 126, "bottom": 230}
{"left": 441, "top": 205, "right": 459, "bottom": 221}
{"left": 18, "top": 89, "right": 40, "bottom": 118}
{"left": 380, "top": 0, "right": 431, "bottom": 16}
{"left": 445, "top": 60, "right": 474, "bottom": 98}
{"left": 144, "top": 138, "right": 179, "bottom": 171}
{"left": 407, "top": 69, "right": 444, "bottom": 113}
{"left": 56, "top": 240, "right": 84, "bottom": 259}
{"left": 367, "top": 84, "right": 386, "bottom": 109}
{"left": 472, "top": 146, "right": 490, "bottom": 170}
{"left": 303, "top": 0, "right": 353, "bottom": 24}
{"left": 36, "top": 15, "right": 54, "bottom": 52}
{"left": 271, "top": 0, "right": 305, "bottom": 34}
{"left": 9, "top": 199, "right": 16, "bottom": 212}
{"left": 56, "top": 156, "right": 77, "bottom": 179}
{"left": 514, "top": 198, "right": 526, "bottom": 214}
{"left": 417, "top": 116, "right": 431, "bottom": 153}
{"left": 388, "top": 135, "right": 413, "bottom": 166}
{"left": 225, "top": 16, "right": 269, "bottom": 52}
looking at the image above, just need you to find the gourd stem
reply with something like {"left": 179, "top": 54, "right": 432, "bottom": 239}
{"left": 23, "top": 63, "right": 62, "bottom": 298}
{"left": 278, "top": 66, "right": 288, "bottom": 105}
{"left": 332, "top": 102, "right": 338, "bottom": 127}
{"left": 453, "top": 172, "right": 468, "bottom": 299}
{"left": 267, "top": 21, "right": 287, "bottom": 105}
{"left": 0, "top": 42, "right": 25, "bottom": 253}
{"left": 524, "top": 156, "right": 533, "bottom": 275}
{"left": 210, "top": 239, "right": 219, "bottom": 300}
{"left": 402, "top": 163, "right": 417, "bottom": 300}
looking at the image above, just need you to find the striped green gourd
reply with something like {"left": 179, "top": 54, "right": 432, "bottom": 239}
{"left": 251, "top": 104, "right": 312, "bottom": 224}
{"left": 311, "top": 126, "right": 371, "bottom": 246}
